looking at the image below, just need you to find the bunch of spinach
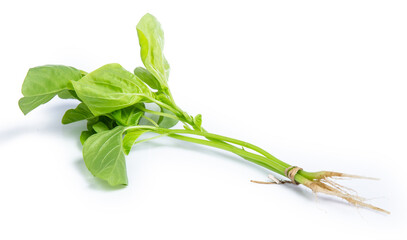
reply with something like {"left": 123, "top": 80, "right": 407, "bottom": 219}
{"left": 18, "top": 13, "right": 387, "bottom": 213}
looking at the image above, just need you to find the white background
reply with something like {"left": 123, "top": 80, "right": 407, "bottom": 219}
{"left": 0, "top": 0, "right": 406, "bottom": 239}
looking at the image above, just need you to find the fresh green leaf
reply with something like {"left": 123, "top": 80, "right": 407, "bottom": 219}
{"left": 154, "top": 92, "right": 172, "bottom": 105}
{"left": 80, "top": 130, "right": 94, "bottom": 145}
{"left": 18, "top": 65, "right": 83, "bottom": 114}
{"left": 82, "top": 116, "right": 116, "bottom": 144}
{"left": 18, "top": 94, "right": 55, "bottom": 115}
{"left": 193, "top": 114, "right": 202, "bottom": 129}
{"left": 99, "top": 116, "right": 117, "bottom": 130}
{"left": 62, "top": 103, "right": 94, "bottom": 124}
{"left": 137, "top": 13, "right": 170, "bottom": 89}
{"left": 58, "top": 90, "right": 79, "bottom": 100}
{"left": 21, "top": 65, "right": 82, "bottom": 96}
{"left": 134, "top": 67, "right": 161, "bottom": 90}
{"left": 81, "top": 117, "right": 112, "bottom": 147}
{"left": 86, "top": 117, "right": 100, "bottom": 131}
{"left": 122, "top": 129, "right": 149, "bottom": 155}
{"left": 157, "top": 107, "right": 178, "bottom": 129}
{"left": 111, "top": 104, "right": 144, "bottom": 126}
{"left": 83, "top": 126, "right": 128, "bottom": 186}
{"left": 71, "top": 63, "right": 153, "bottom": 116}
{"left": 85, "top": 116, "right": 117, "bottom": 133}
{"left": 92, "top": 122, "right": 110, "bottom": 133}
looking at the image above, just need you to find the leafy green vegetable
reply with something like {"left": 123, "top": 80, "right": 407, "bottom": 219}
{"left": 21, "top": 65, "right": 82, "bottom": 96}
{"left": 81, "top": 116, "right": 117, "bottom": 143}
{"left": 86, "top": 117, "right": 100, "bottom": 132}
{"left": 111, "top": 104, "right": 144, "bottom": 126}
{"left": 122, "top": 129, "right": 150, "bottom": 155}
{"left": 72, "top": 63, "right": 153, "bottom": 116}
{"left": 80, "top": 130, "right": 94, "bottom": 145}
{"left": 57, "top": 90, "right": 79, "bottom": 100}
{"left": 18, "top": 95, "right": 55, "bottom": 115}
{"left": 193, "top": 114, "right": 202, "bottom": 129}
{"left": 134, "top": 67, "right": 161, "bottom": 90}
{"left": 137, "top": 13, "right": 170, "bottom": 90}
{"left": 18, "top": 13, "right": 388, "bottom": 214}
{"left": 99, "top": 116, "right": 117, "bottom": 130}
{"left": 18, "top": 65, "right": 83, "bottom": 114}
{"left": 92, "top": 122, "right": 110, "bottom": 133}
{"left": 157, "top": 107, "right": 178, "bottom": 128}
{"left": 83, "top": 126, "right": 128, "bottom": 185}
{"left": 80, "top": 117, "right": 101, "bottom": 145}
{"left": 62, "top": 103, "right": 94, "bottom": 124}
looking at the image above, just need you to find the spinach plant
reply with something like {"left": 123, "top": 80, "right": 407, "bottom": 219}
{"left": 18, "top": 13, "right": 387, "bottom": 214}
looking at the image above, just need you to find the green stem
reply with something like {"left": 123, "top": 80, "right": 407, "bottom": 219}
{"left": 125, "top": 125, "right": 285, "bottom": 173}
{"left": 126, "top": 125, "right": 311, "bottom": 182}
{"left": 145, "top": 96, "right": 180, "bottom": 117}
{"left": 156, "top": 128, "right": 290, "bottom": 171}
{"left": 183, "top": 123, "right": 314, "bottom": 181}
{"left": 146, "top": 95, "right": 194, "bottom": 128}
{"left": 167, "top": 134, "right": 286, "bottom": 175}
{"left": 134, "top": 133, "right": 169, "bottom": 145}
{"left": 147, "top": 92, "right": 282, "bottom": 167}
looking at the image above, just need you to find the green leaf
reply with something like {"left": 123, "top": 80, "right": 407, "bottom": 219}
{"left": 122, "top": 129, "right": 149, "bottom": 155}
{"left": 111, "top": 104, "right": 144, "bottom": 126}
{"left": 62, "top": 103, "right": 94, "bottom": 124}
{"left": 157, "top": 107, "right": 178, "bottom": 129}
{"left": 58, "top": 90, "right": 79, "bottom": 100}
{"left": 99, "top": 116, "right": 117, "bottom": 130}
{"left": 21, "top": 65, "right": 82, "bottom": 96}
{"left": 92, "top": 122, "right": 110, "bottom": 133}
{"left": 137, "top": 13, "right": 170, "bottom": 89}
{"left": 193, "top": 114, "right": 202, "bottom": 129}
{"left": 86, "top": 117, "right": 100, "bottom": 131}
{"left": 81, "top": 116, "right": 117, "bottom": 144}
{"left": 71, "top": 63, "right": 152, "bottom": 116}
{"left": 18, "top": 94, "right": 55, "bottom": 115}
{"left": 134, "top": 67, "right": 161, "bottom": 90}
{"left": 85, "top": 116, "right": 117, "bottom": 133}
{"left": 18, "top": 65, "right": 83, "bottom": 114}
{"left": 80, "top": 130, "right": 94, "bottom": 145}
{"left": 83, "top": 126, "right": 128, "bottom": 186}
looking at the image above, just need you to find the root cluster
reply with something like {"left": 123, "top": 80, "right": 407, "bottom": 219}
{"left": 302, "top": 172, "right": 389, "bottom": 214}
